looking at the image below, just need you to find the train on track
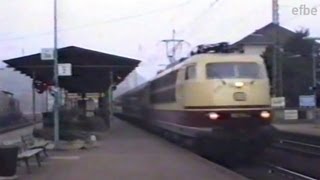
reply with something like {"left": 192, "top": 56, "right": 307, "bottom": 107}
{"left": 115, "top": 42, "right": 276, "bottom": 160}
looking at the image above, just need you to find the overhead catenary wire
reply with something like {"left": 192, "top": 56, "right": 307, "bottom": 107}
{"left": 159, "top": 0, "right": 222, "bottom": 60}
{"left": 1, "top": 0, "right": 317, "bottom": 43}
{"left": 0, "top": 0, "right": 194, "bottom": 42}
{"left": 175, "top": 0, "right": 222, "bottom": 37}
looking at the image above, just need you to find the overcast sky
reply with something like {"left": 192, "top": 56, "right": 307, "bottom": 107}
{"left": 1, "top": 0, "right": 320, "bottom": 79}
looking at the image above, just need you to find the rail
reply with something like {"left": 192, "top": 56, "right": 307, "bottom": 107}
{"left": 263, "top": 162, "right": 317, "bottom": 180}
{"left": 272, "top": 138, "right": 320, "bottom": 157}
{"left": 0, "top": 120, "right": 42, "bottom": 135}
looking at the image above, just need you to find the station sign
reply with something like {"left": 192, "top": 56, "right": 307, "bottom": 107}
{"left": 299, "top": 95, "right": 316, "bottom": 107}
{"left": 284, "top": 110, "right": 298, "bottom": 120}
{"left": 67, "top": 93, "right": 80, "bottom": 99}
{"left": 41, "top": 48, "right": 54, "bottom": 60}
{"left": 58, "top": 63, "right": 72, "bottom": 76}
{"left": 86, "top": 93, "right": 100, "bottom": 98}
{"left": 271, "top": 97, "right": 285, "bottom": 108}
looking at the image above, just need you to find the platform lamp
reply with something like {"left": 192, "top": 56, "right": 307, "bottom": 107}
{"left": 303, "top": 37, "right": 320, "bottom": 120}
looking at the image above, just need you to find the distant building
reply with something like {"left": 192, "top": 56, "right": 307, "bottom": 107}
{"left": 0, "top": 68, "right": 47, "bottom": 115}
{"left": 232, "top": 23, "right": 295, "bottom": 55}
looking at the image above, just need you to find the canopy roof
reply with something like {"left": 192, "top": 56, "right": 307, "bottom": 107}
{"left": 3, "top": 46, "right": 140, "bottom": 93}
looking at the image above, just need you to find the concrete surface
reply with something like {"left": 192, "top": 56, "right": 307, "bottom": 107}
{"left": 273, "top": 123, "right": 320, "bottom": 137}
{"left": 16, "top": 118, "right": 247, "bottom": 180}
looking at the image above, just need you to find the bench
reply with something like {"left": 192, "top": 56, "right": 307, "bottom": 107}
{"left": 0, "top": 141, "right": 44, "bottom": 174}
{"left": 21, "top": 134, "right": 49, "bottom": 157}
{"left": 17, "top": 149, "right": 42, "bottom": 173}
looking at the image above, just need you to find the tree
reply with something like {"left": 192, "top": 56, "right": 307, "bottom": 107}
{"left": 260, "top": 45, "right": 278, "bottom": 87}
{"left": 283, "top": 28, "right": 314, "bottom": 58}
{"left": 261, "top": 28, "right": 316, "bottom": 107}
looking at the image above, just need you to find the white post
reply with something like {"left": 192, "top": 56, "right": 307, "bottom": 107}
{"left": 53, "top": 0, "right": 60, "bottom": 143}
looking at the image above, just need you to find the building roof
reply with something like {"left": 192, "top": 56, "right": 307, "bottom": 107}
{"left": 232, "top": 23, "right": 295, "bottom": 47}
{"left": 3, "top": 46, "right": 140, "bottom": 93}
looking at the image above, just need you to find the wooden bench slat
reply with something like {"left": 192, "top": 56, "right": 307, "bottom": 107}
{"left": 17, "top": 148, "right": 43, "bottom": 173}
{"left": 21, "top": 134, "right": 50, "bottom": 157}
{"left": 18, "top": 149, "right": 42, "bottom": 159}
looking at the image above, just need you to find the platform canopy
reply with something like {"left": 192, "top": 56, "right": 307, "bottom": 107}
{"left": 3, "top": 46, "right": 140, "bottom": 93}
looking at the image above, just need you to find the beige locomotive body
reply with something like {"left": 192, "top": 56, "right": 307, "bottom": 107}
{"left": 154, "top": 54, "right": 271, "bottom": 110}
{"left": 117, "top": 52, "right": 275, "bottom": 159}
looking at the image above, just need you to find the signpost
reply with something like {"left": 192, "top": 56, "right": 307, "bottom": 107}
{"left": 271, "top": 97, "right": 285, "bottom": 108}
{"left": 58, "top": 63, "right": 72, "bottom": 76}
{"left": 299, "top": 95, "right": 316, "bottom": 107}
{"left": 284, "top": 110, "right": 298, "bottom": 120}
{"left": 41, "top": 48, "right": 54, "bottom": 60}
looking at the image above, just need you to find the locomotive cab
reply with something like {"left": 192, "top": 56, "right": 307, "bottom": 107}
{"left": 178, "top": 55, "right": 270, "bottom": 107}
{"left": 176, "top": 53, "right": 272, "bottom": 125}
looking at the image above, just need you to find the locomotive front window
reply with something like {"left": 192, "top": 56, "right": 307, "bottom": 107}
{"left": 206, "top": 62, "right": 265, "bottom": 79}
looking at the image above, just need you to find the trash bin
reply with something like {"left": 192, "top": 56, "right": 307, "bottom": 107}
{"left": 0, "top": 145, "right": 19, "bottom": 177}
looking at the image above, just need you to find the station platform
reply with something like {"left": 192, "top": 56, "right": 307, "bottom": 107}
{"left": 273, "top": 123, "right": 320, "bottom": 137}
{"left": 16, "top": 118, "right": 246, "bottom": 180}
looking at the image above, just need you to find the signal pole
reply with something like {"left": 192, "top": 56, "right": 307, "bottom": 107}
{"left": 161, "top": 29, "right": 188, "bottom": 63}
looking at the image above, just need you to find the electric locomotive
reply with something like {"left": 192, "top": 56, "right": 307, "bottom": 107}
{"left": 116, "top": 42, "right": 276, "bottom": 160}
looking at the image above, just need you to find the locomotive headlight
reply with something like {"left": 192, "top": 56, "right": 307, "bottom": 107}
{"left": 234, "top": 81, "right": 244, "bottom": 88}
{"left": 208, "top": 112, "right": 219, "bottom": 120}
{"left": 260, "top": 111, "right": 271, "bottom": 119}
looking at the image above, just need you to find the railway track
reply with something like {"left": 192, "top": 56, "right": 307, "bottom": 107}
{"left": 118, "top": 116, "right": 320, "bottom": 179}
{"left": 211, "top": 138, "right": 320, "bottom": 180}
{"left": 230, "top": 161, "right": 319, "bottom": 180}
{"left": 262, "top": 162, "right": 318, "bottom": 180}
{"left": 272, "top": 139, "right": 320, "bottom": 157}
{"left": 231, "top": 138, "right": 320, "bottom": 180}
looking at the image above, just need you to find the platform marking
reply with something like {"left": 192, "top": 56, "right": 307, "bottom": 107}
{"left": 280, "top": 139, "right": 320, "bottom": 149}
{"left": 49, "top": 156, "right": 80, "bottom": 160}
{"left": 18, "top": 162, "right": 50, "bottom": 166}
{"left": 0, "top": 175, "right": 18, "bottom": 180}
